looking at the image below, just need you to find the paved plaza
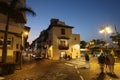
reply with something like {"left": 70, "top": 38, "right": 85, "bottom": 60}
{"left": 0, "top": 56, "right": 120, "bottom": 80}
{"left": 67, "top": 56, "right": 120, "bottom": 80}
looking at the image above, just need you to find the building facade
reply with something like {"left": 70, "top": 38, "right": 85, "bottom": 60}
{"left": 32, "top": 19, "right": 80, "bottom": 60}
{"left": 0, "top": 0, "right": 29, "bottom": 63}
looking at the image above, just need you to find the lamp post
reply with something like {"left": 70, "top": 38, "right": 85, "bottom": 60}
{"left": 20, "top": 31, "right": 28, "bottom": 69}
{"left": 99, "top": 25, "right": 112, "bottom": 47}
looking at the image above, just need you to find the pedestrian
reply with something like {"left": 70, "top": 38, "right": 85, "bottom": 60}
{"left": 107, "top": 53, "right": 115, "bottom": 74}
{"left": 85, "top": 53, "right": 90, "bottom": 68}
{"left": 64, "top": 53, "right": 67, "bottom": 60}
{"left": 105, "top": 54, "right": 110, "bottom": 71}
{"left": 98, "top": 53, "right": 106, "bottom": 74}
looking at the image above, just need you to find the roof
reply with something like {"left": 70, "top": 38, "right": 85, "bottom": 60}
{"left": 47, "top": 18, "right": 74, "bottom": 30}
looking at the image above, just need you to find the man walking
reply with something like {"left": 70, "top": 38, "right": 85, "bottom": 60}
{"left": 98, "top": 53, "right": 106, "bottom": 74}
{"left": 85, "top": 53, "right": 90, "bottom": 68}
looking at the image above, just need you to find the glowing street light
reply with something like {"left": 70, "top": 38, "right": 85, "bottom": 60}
{"left": 24, "top": 31, "right": 28, "bottom": 36}
{"left": 99, "top": 25, "right": 112, "bottom": 44}
{"left": 20, "top": 30, "right": 29, "bottom": 69}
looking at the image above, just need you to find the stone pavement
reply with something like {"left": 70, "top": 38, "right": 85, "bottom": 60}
{"left": 2, "top": 60, "right": 53, "bottom": 80}
{"left": 0, "top": 57, "right": 120, "bottom": 80}
{"left": 2, "top": 60, "right": 81, "bottom": 80}
{"left": 66, "top": 57, "right": 120, "bottom": 80}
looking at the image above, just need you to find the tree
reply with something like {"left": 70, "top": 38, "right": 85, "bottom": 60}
{"left": 0, "top": 0, "right": 36, "bottom": 63}
{"left": 80, "top": 40, "right": 87, "bottom": 48}
{"left": 110, "top": 33, "right": 120, "bottom": 47}
{"left": 90, "top": 39, "right": 105, "bottom": 47}
{"left": 89, "top": 39, "right": 105, "bottom": 52}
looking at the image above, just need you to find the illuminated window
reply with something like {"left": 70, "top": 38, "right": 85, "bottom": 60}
{"left": 7, "top": 38, "right": 12, "bottom": 47}
{"left": 0, "top": 37, "right": 13, "bottom": 47}
{"left": 58, "top": 39, "right": 69, "bottom": 50}
{"left": 71, "top": 48, "right": 73, "bottom": 52}
{"left": 0, "top": 37, "right": 3, "bottom": 46}
{"left": 60, "top": 41, "right": 65, "bottom": 47}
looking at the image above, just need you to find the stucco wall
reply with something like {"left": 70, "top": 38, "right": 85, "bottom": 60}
{"left": 50, "top": 26, "right": 80, "bottom": 60}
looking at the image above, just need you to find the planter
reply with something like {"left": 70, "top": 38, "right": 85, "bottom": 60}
{"left": 0, "top": 62, "right": 15, "bottom": 76}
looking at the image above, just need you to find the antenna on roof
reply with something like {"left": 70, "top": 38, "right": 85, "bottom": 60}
{"left": 114, "top": 25, "right": 118, "bottom": 34}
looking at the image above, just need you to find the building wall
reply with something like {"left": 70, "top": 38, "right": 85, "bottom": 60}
{"left": 33, "top": 19, "right": 80, "bottom": 60}
{"left": 70, "top": 34, "right": 80, "bottom": 59}
{"left": 47, "top": 29, "right": 53, "bottom": 59}
{"left": 48, "top": 25, "right": 80, "bottom": 60}
{"left": 0, "top": 0, "right": 26, "bottom": 63}
{"left": 0, "top": 23, "right": 25, "bottom": 62}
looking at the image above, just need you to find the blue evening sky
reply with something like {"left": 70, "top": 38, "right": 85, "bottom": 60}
{"left": 26, "top": 0, "right": 120, "bottom": 44}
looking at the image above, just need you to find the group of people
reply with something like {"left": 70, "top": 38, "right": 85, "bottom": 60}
{"left": 64, "top": 53, "right": 72, "bottom": 60}
{"left": 84, "top": 52, "right": 115, "bottom": 74}
{"left": 98, "top": 52, "right": 115, "bottom": 75}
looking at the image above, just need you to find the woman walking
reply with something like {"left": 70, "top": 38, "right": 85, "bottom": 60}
{"left": 85, "top": 53, "right": 90, "bottom": 68}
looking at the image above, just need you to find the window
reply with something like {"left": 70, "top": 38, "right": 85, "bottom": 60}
{"left": 7, "top": 38, "right": 12, "bottom": 47}
{"left": 58, "top": 39, "right": 69, "bottom": 50}
{"left": 16, "top": 44, "right": 19, "bottom": 49}
{"left": 71, "top": 48, "right": 73, "bottom": 52}
{"left": 60, "top": 40, "right": 65, "bottom": 47}
{"left": 0, "top": 37, "right": 3, "bottom": 46}
{"left": 0, "top": 37, "right": 13, "bottom": 48}
{"left": 61, "top": 29, "right": 65, "bottom": 35}
{"left": 74, "top": 37, "right": 76, "bottom": 40}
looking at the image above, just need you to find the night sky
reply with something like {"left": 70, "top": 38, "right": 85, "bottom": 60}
{"left": 26, "top": 0, "right": 120, "bottom": 44}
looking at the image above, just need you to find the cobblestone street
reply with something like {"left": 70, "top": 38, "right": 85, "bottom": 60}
{"left": 4, "top": 60, "right": 80, "bottom": 80}
{"left": 1, "top": 56, "right": 120, "bottom": 80}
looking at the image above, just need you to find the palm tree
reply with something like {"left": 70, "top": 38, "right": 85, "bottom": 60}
{"left": 0, "top": 0, "right": 36, "bottom": 63}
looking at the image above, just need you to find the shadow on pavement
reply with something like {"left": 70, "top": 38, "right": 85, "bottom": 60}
{"left": 96, "top": 72, "right": 119, "bottom": 80}
{"left": 96, "top": 72, "right": 106, "bottom": 80}
{"left": 106, "top": 72, "right": 119, "bottom": 79}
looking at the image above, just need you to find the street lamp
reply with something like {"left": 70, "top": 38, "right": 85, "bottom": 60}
{"left": 99, "top": 25, "right": 112, "bottom": 45}
{"left": 20, "top": 31, "right": 28, "bottom": 69}
{"left": 24, "top": 31, "right": 28, "bottom": 36}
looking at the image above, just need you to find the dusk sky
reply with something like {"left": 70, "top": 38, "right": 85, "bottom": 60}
{"left": 26, "top": 0, "right": 120, "bottom": 44}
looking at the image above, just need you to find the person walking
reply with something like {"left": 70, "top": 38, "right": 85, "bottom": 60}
{"left": 98, "top": 53, "right": 106, "bottom": 74}
{"left": 107, "top": 53, "right": 115, "bottom": 75}
{"left": 105, "top": 54, "right": 110, "bottom": 71}
{"left": 85, "top": 53, "right": 90, "bottom": 68}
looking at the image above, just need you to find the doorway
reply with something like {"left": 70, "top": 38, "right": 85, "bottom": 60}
{"left": 60, "top": 51, "right": 66, "bottom": 60}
